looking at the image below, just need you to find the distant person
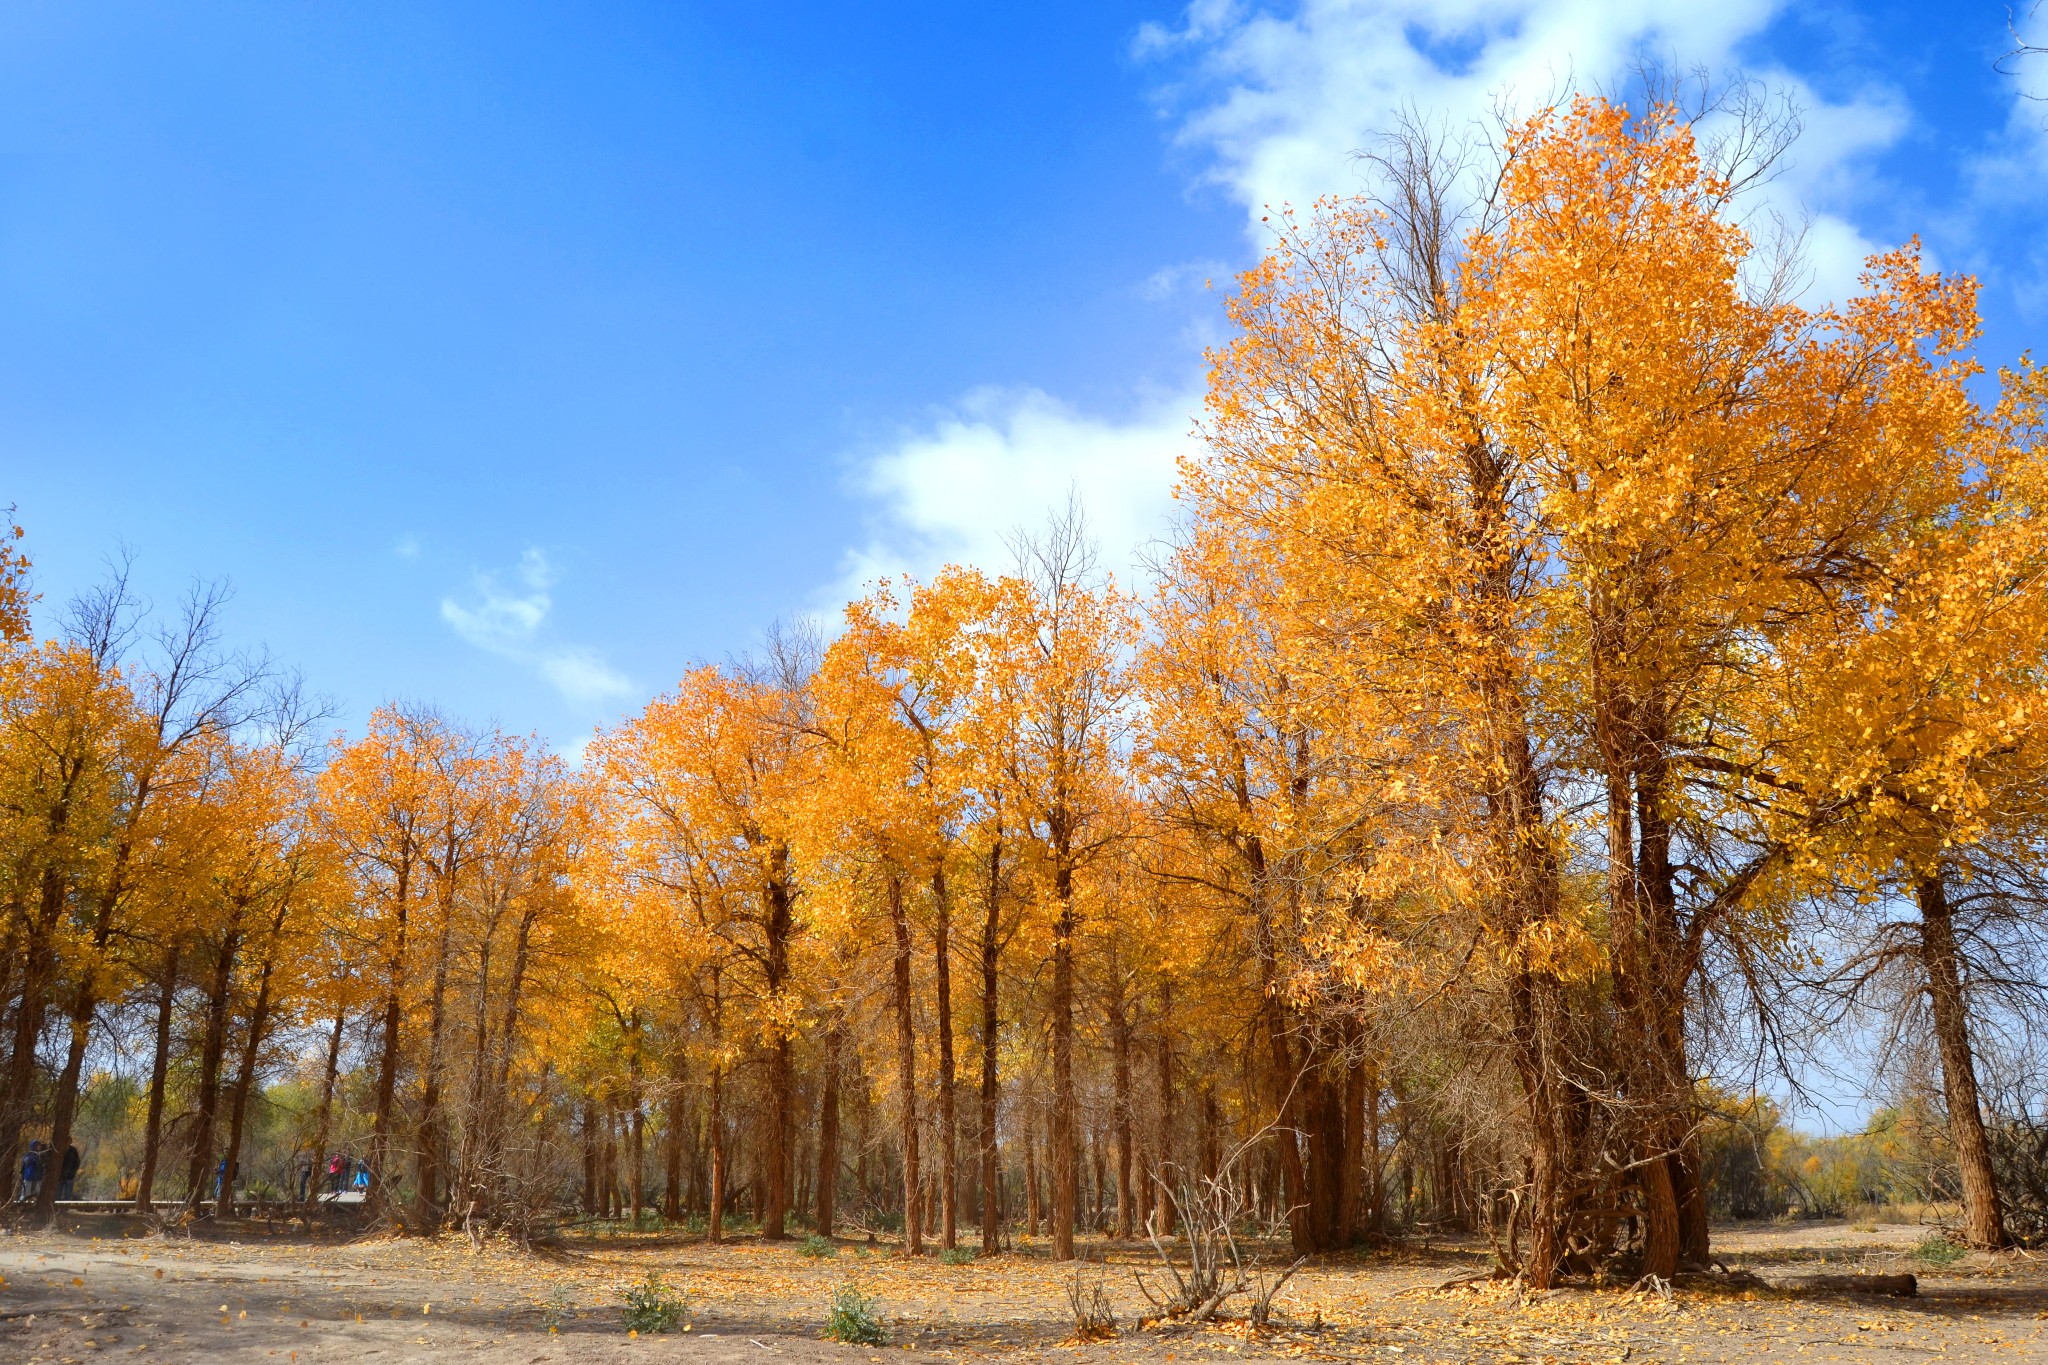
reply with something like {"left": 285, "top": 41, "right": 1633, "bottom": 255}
{"left": 19, "top": 1140, "right": 44, "bottom": 1201}
{"left": 295, "top": 1152, "right": 313, "bottom": 1201}
{"left": 58, "top": 1143, "right": 79, "bottom": 1201}
{"left": 327, "top": 1153, "right": 345, "bottom": 1196}
{"left": 352, "top": 1160, "right": 369, "bottom": 1191}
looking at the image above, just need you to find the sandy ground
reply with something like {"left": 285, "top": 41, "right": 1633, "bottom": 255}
{"left": 3, "top": 1217, "right": 2047, "bottom": 1363}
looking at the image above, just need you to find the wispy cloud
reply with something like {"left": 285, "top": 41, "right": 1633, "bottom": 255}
{"left": 440, "top": 549, "right": 633, "bottom": 706}
{"left": 1143, "top": 0, "right": 1905, "bottom": 302}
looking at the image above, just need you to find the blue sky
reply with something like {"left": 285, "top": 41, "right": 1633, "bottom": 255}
{"left": 5, "top": 0, "right": 2046, "bottom": 772}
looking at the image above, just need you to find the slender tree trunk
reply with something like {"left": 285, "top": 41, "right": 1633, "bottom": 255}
{"left": 889, "top": 874, "right": 923, "bottom": 1255}
{"left": 581, "top": 1104, "right": 598, "bottom": 1215}
{"left": 184, "top": 925, "right": 242, "bottom": 1214}
{"left": 663, "top": 1087, "right": 685, "bottom": 1223}
{"left": 1153, "top": 982, "right": 1175, "bottom": 1235}
{"left": 305, "top": 1007, "right": 347, "bottom": 1213}
{"left": 135, "top": 945, "right": 181, "bottom": 1211}
{"left": 221, "top": 968, "right": 279, "bottom": 1217}
{"left": 368, "top": 862, "right": 412, "bottom": 1216}
{"left": 933, "top": 866, "right": 958, "bottom": 1249}
{"left": 708, "top": 1064, "right": 727, "bottom": 1242}
{"left": 817, "top": 1015, "right": 843, "bottom": 1236}
{"left": 1108, "top": 949, "right": 1133, "bottom": 1240}
{"left": 1917, "top": 873, "right": 2008, "bottom": 1249}
{"left": 1024, "top": 1122, "right": 1040, "bottom": 1238}
{"left": 36, "top": 981, "right": 97, "bottom": 1226}
{"left": 631, "top": 1102, "right": 646, "bottom": 1226}
{"left": 979, "top": 834, "right": 1003, "bottom": 1254}
{"left": 1050, "top": 854, "right": 1078, "bottom": 1261}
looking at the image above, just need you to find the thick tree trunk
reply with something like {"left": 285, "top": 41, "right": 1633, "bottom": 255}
{"left": 0, "top": 871, "right": 65, "bottom": 1208}
{"left": 135, "top": 945, "right": 181, "bottom": 1211}
{"left": 889, "top": 874, "right": 923, "bottom": 1255}
{"left": 1917, "top": 874, "right": 2008, "bottom": 1249}
{"left": 413, "top": 910, "right": 457, "bottom": 1227}
{"left": 1510, "top": 967, "right": 1566, "bottom": 1290}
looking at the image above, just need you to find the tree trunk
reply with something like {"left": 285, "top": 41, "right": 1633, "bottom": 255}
{"left": 889, "top": 874, "right": 923, "bottom": 1255}
{"left": 979, "top": 833, "right": 1003, "bottom": 1254}
{"left": 0, "top": 869, "right": 65, "bottom": 1208}
{"left": 761, "top": 855, "right": 796, "bottom": 1240}
{"left": 1917, "top": 873, "right": 2008, "bottom": 1249}
{"left": 368, "top": 862, "right": 412, "bottom": 1216}
{"left": 933, "top": 867, "right": 958, "bottom": 1250}
{"left": 1109, "top": 949, "right": 1133, "bottom": 1240}
{"left": 1153, "top": 982, "right": 1175, "bottom": 1235}
{"left": 183, "top": 925, "right": 242, "bottom": 1214}
{"left": 413, "top": 908, "right": 457, "bottom": 1228}
{"left": 135, "top": 945, "right": 181, "bottom": 1211}
{"left": 1024, "top": 1122, "right": 1040, "bottom": 1238}
{"left": 220, "top": 964, "right": 280, "bottom": 1218}
{"left": 817, "top": 1016, "right": 843, "bottom": 1236}
{"left": 708, "top": 1063, "right": 726, "bottom": 1242}
{"left": 305, "top": 1007, "right": 347, "bottom": 1212}
{"left": 663, "top": 1086, "right": 685, "bottom": 1223}
{"left": 1049, "top": 859, "right": 1078, "bottom": 1261}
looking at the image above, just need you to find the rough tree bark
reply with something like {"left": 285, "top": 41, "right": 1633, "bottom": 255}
{"left": 1916, "top": 873, "right": 2008, "bottom": 1249}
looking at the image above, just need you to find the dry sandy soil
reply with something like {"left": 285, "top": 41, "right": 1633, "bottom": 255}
{"left": 3, "top": 1216, "right": 2047, "bottom": 1364}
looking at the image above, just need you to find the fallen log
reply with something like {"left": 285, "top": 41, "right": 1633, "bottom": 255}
{"left": 1770, "top": 1272, "right": 1918, "bottom": 1297}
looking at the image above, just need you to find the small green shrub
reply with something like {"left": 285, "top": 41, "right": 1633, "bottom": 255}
{"left": 800, "top": 1233, "right": 838, "bottom": 1259}
{"left": 823, "top": 1281, "right": 887, "bottom": 1345}
{"left": 938, "top": 1246, "right": 976, "bottom": 1266}
{"left": 1916, "top": 1234, "right": 1965, "bottom": 1265}
{"left": 621, "top": 1273, "right": 688, "bottom": 1334}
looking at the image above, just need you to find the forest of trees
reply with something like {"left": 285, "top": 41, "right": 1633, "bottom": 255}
{"left": 6, "top": 94, "right": 2048, "bottom": 1289}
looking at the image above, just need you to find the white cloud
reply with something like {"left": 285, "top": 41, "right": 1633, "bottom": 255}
{"left": 539, "top": 649, "right": 634, "bottom": 706}
{"left": 440, "top": 549, "right": 633, "bottom": 706}
{"left": 1148, "top": 0, "right": 1905, "bottom": 303}
{"left": 394, "top": 535, "right": 422, "bottom": 561}
{"left": 832, "top": 1, "right": 1914, "bottom": 608}
{"left": 828, "top": 386, "right": 1199, "bottom": 602}
{"left": 555, "top": 731, "right": 596, "bottom": 770}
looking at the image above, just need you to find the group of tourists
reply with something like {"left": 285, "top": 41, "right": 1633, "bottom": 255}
{"left": 292, "top": 1152, "right": 371, "bottom": 1200}
{"left": 15, "top": 1140, "right": 81, "bottom": 1201}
